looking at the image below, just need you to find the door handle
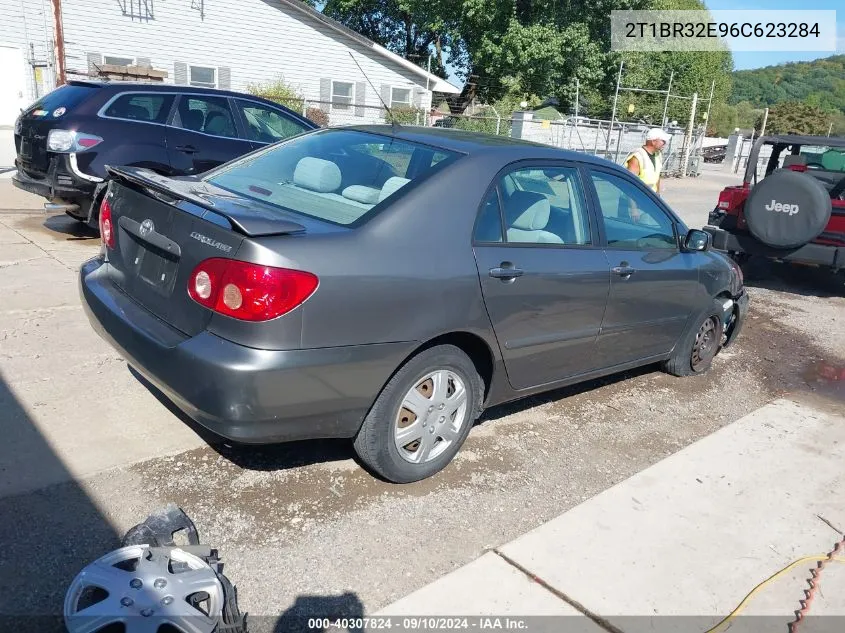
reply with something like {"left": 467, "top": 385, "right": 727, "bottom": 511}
{"left": 175, "top": 145, "right": 198, "bottom": 154}
{"left": 489, "top": 264, "right": 524, "bottom": 281}
{"left": 612, "top": 263, "right": 636, "bottom": 277}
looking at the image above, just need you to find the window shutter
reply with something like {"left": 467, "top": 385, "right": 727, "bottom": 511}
{"left": 87, "top": 52, "right": 103, "bottom": 76}
{"left": 218, "top": 67, "right": 231, "bottom": 90}
{"left": 174, "top": 62, "right": 187, "bottom": 85}
{"left": 135, "top": 57, "right": 151, "bottom": 68}
{"left": 354, "top": 81, "right": 366, "bottom": 117}
{"left": 380, "top": 84, "right": 392, "bottom": 116}
{"left": 319, "top": 78, "right": 331, "bottom": 113}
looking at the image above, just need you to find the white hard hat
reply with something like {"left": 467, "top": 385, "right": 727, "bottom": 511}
{"left": 646, "top": 128, "right": 671, "bottom": 142}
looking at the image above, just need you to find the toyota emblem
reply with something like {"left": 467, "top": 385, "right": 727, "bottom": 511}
{"left": 139, "top": 219, "right": 154, "bottom": 236}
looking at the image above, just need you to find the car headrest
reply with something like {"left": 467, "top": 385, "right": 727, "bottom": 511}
{"left": 342, "top": 185, "right": 380, "bottom": 205}
{"left": 294, "top": 157, "right": 342, "bottom": 193}
{"left": 505, "top": 191, "right": 550, "bottom": 231}
{"left": 379, "top": 176, "right": 410, "bottom": 202}
{"left": 182, "top": 109, "right": 203, "bottom": 131}
{"left": 205, "top": 111, "right": 232, "bottom": 136}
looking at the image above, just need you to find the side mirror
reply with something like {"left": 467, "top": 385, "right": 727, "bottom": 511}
{"left": 684, "top": 229, "right": 710, "bottom": 252}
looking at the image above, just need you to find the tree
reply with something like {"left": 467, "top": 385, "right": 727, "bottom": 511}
{"left": 762, "top": 101, "right": 836, "bottom": 136}
{"left": 309, "top": 0, "right": 733, "bottom": 118}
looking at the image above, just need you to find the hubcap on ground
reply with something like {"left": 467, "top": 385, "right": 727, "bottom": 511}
{"left": 394, "top": 369, "right": 468, "bottom": 464}
{"left": 64, "top": 545, "right": 223, "bottom": 633}
{"left": 692, "top": 316, "right": 719, "bottom": 370}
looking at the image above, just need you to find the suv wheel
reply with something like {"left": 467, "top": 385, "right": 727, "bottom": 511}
{"left": 353, "top": 345, "right": 483, "bottom": 483}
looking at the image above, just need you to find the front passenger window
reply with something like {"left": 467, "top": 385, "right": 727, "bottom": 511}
{"left": 236, "top": 100, "right": 309, "bottom": 143}
{"left": 590, "top": 171, "right": 677, "bottom": 249}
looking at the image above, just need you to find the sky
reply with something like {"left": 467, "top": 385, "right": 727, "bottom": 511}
{"left": 704, "top": 0, "right": 844, "bottom": 70}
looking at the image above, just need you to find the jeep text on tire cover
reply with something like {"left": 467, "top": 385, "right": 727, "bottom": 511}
{"left": 764, "top": 200, "right": 800, "bottom": 215}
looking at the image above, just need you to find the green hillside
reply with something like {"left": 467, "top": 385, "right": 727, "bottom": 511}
{"left": 730, "top": 55, "right": 845, "bottom": 112}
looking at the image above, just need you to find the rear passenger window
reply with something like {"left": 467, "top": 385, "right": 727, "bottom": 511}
{"left": 103, "top": 94, "right": 174, "bottom": 123}
{"left": 474, "top": 188, "right": 504, "bottom": 243}
{"left": 496, "top": 166, "right": 592, "bottom": 245}
{"left": 174, "top": 96, "right": 238, "bottom": 138}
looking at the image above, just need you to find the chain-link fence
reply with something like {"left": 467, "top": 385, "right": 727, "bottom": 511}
{"left": 263, "top": 95, "right": 707, "bottom": 177}
{"left": 510, "top": 115, "right": 706, "bottom": 177}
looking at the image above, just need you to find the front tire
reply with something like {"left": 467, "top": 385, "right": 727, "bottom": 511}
{"left": 663, "top": 299, "right": 726, "bottom": 377}
{"left": 353, "top": 345, "right": 484, "bottom": 483}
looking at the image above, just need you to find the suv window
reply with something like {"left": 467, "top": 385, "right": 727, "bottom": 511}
{"left": 496, "top": 166, "right": 592, "bottom": 245}
{"left": 235, "top": 100, "right": 308, "bottom": 143}
{"left": 103, "top": 93, "right": 174, "bottom": 123}
{"left": 174, "top": 96, "right": 238, "bottom": 138}
{"left": 590, "top": 170, "right": 677, "bottom": 250}
{"left": 24, "top": 83, "right": 99, "bottom": 118}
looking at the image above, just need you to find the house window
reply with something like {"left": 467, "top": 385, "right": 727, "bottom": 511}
{"left": 331, "top": 81, "right": 354, "bottom": 111}
{"left": 103, "top": 55, "right": 135, "bottom": 66}
{"left": 189, "top": 65, "right": 217, "bottom": 88}
{"left": 391, "top": 87, "right": 412, "bottom": 109}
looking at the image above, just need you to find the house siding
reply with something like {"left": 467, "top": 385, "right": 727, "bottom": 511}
{"left": 0, "top": 0, "right": 57, "bottom": 105}
{"left": 58, "top": 0, "right": 433, "bottom": 123}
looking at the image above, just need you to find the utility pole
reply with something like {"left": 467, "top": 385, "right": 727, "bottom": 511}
{"left": 760, "top": 107, "right": 769, "bottom": 138}
{"left": 681, "top": 92, "right": 698, "bottom": 177}
{"left": 827, "top": 121, "right": 833, "bottom": 137}
{"left": 703, "top": 79, "right": 715, "bottom": 131}
{"left": 607, "top": 59, "right": 623, "bottom": 157}
{"left": 662, "top": 70, "right": 674, "bottom": 128}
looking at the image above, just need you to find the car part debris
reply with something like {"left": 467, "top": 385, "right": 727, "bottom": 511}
{"left": 121, "top": 503, "right": 201, "bottom": 548}
{"left": 64, "top": 505, "right": 247, "bottom": 633}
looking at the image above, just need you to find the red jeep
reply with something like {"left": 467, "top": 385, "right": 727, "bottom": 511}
{"left": 705, "top": 135, "right": 845, "bottom": 274}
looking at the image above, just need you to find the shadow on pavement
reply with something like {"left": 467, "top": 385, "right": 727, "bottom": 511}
{"left": 128, "top": 366, "right": 360, "bottom": 473}
{"left": 273, "top": 591, "right": 366, "bottom": 633}
{"left": 0, "top": 373, "right": 121, "bottom": 633}
{"left": 42, "top": 213, "right": 99, "bottom": 241}
{"left": 740, "top": 257, "right": 844, "bottom": 298}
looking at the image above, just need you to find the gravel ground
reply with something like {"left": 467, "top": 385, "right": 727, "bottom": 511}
{"left": 1, "top": 168, "right": 843, "bottom": 632}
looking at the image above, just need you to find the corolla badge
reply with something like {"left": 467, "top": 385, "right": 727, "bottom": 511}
{"left": 190, "top": 232, "right": 233, "bottom": 253}
{"left": 139, "top": 219, "right": 155, "bottom": 236}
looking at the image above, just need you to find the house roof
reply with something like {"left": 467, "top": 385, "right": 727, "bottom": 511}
{"left": 277, "top": 0, "right": 462, "bottom": 94}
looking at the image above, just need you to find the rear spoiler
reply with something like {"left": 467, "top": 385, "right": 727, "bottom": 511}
{"left": 105, "top": 166, "right": 307, "bottom": 237}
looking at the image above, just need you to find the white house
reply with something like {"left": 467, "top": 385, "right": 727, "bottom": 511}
{"left": 0, "top": 0, "right": 461, "bottom": 126}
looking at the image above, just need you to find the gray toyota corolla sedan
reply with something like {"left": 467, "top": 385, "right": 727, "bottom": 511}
{"left": 80, "top": 125, "right": 749, "bottom": 483}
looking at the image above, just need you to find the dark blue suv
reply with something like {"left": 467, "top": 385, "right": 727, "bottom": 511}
{"left": 13, "top": 80, "right": 317, "bottom": 228}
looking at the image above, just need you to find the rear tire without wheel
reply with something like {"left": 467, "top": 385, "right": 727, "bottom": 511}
{"left": 353, "top": 345, "right": 483, "bottom": 483}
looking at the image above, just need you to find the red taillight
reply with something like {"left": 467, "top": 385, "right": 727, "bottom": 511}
{"left": 77, "top": 136, "right": 102, "bottom": 149}
{"left": 99, "top": 198, "right": 115, "bottom": 249}
{"left": 187, "top": 258, "right": 318, "bottom": 322}
{"left": 717, "top": 186, "right": 749, "bottom": 214}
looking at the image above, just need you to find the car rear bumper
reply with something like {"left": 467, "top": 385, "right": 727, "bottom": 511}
{"left": 704, "top": 226, "right": 845, "bottom": 270}
{"left": 79, "top": 257, "right": 415, "bottom": 444}
{"left": 12, "top": 154, "right": 99, "bottom": 206}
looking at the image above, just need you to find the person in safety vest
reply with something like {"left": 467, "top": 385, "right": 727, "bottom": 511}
{"left": 625, "top": 128, "right": 670, "bottom": 195}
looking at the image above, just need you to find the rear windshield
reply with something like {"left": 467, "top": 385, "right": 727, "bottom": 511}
{"left": 24, "top": 83, "right": 99, "bottom": 118}
{"left": 204, "top": 129, "right": 461, "bottom": 226}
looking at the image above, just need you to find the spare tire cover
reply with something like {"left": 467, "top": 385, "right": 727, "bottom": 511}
{"left": 744, "top": 169, "right": 832, "bottom": 248}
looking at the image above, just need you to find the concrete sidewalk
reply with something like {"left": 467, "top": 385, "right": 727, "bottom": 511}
{"left": 375, "top": 398, "right": 845, "bottom": 631}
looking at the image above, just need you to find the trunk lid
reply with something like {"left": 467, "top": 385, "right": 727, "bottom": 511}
{"left": 104, "top": 167, "right": 309, "bottom": 337}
